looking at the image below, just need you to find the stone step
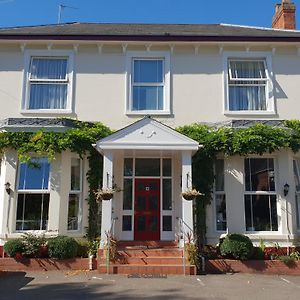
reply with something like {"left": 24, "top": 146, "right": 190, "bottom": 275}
{"left": 98, "top": 256, "right": 186, "bottom": 265}
{"left": 117, "top": 241, "right": 178, "bottom": 248}
{"left": 98, "top": 264, "right": 196, "bottom": 275}
{"left": 99, "top": 248, "right": 183, "bottom": 258}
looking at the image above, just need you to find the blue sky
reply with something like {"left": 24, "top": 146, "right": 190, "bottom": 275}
{"left": 0, "top": 0, "right": 299, "bottom": 29}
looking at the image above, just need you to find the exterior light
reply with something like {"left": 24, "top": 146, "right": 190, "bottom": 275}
{"left": 284, "top": 183, "right": 290, "bottom": 196}
{"left": 5, "top": 182, "right": 11, "bottom": 195}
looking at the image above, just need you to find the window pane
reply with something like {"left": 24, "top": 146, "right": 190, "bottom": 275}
{"left": 216, "top": 194, "right": 227, "bottom": 231}
{"left": 122, "top": 215, "right": 132, "bottom": 231}
{"left": 16, "top": 193, "right": 49, "bottom": 231}
{"left": 293, "top": 160, "right": 300, "bottom": 192}
{"left": 133, "top": 60, "right": 163, "bottom": 83}
{"left": 68, "top": 194, "right": 79, "bottom": 231}
{"left": 245, "top": 158, "right": 275, "bottom": 191}
{"left": 229, "top": 61, "right": 266, "bottom": 79}
{"left": 132, "top": 86, "right": 163, "bottom": 111}
{"left": 18, "top": 158, "right": 50, "bottom": 190}
{"left": 163, "top": 179, "right": 172, "bottom": 210}
{"left": 229, "top": 86, "right": 266, "bottom": 111}
{"left": 124, "top": 158, "right": 133, "bottom": 176}
{"left": 135, "top": 159, "right": 160, "bottom": 176}
{"left": 215, "top": 159, "right": 224, "bottom": 191}
{"left": 245, "top": 195, "right": 278, "bottom": 231}
{"left": 296, "top": 194, "right": 300, "bottom": 230}
{"left": 71, "top": 158, "right": 81, "bottom": 191}
{"left": 123, "top": 179, "right": 133, "bottom": 210}
{"left": 163, "top": 159, "right": 171, "bottom": 177}
{"left": 30, "top": 58, "right": 67, "bottom": 80}
{"left": 29, "top": 84, "right": 67, "bottom": 109}
{"left": 163, "top": 216, "right": 172, "bottom": 231}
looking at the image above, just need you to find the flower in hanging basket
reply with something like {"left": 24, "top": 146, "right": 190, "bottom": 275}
{"left": 181, "top": 189, "right": 202, "bottom": 201}
{"left": 95, "top": 188, "right": 115, "bottom": 201}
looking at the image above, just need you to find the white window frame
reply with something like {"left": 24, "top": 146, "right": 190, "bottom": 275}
{"left": 126, "top": 51, "right": 170, "bottom": 115}
{"left": 223, "top": 52, "right": 274, "bottom": 115}
{"left": 293, "top": 158, "right": 300, "bottom": 231}
{"left": 67, "top": 157, "right": 83, "bottom": 232}
{"left": 214, "top": 159, "right": 227, "bottom": 232}
{"left": 244, "top": 157, "right": 279, "bottom": 233}
{"left": 16, "top": 157, "right": 51, "bottom": 232}
{"left": 21, "top": 50, "right": 74, "bottom": 114}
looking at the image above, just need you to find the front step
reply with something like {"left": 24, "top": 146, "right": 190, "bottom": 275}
{"left": 98, "top": 241, "right": 196, "bottom": 275}
{"left": 98, "top": 265, "right": 196, "bottom": 275}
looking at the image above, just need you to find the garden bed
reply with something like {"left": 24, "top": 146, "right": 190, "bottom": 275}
{"left": 0, "top": 257, "right": 97, "bottom": 272}
{"left": 206, "top": 259, "right": 300, "bottom": 275}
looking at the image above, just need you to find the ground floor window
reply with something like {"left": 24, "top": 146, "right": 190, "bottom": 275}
{"left": 244, "top": 158, "right": 278, "bottom": 231}
{"left": 68, "top": 158, "right": 82, "bottom": 231}
{"left": 16, "top": 157, "right": 50, "bottom": 231}
{"left": 214, "top": 159, "right": 227, "bottom": 231}
{"left": 293, "top": 159, "right": 300, "bottom": 230}
{"left": 16, "top": 193, "right": 49, "bottom": 230}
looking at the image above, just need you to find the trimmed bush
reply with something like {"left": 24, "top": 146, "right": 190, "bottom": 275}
{"left": 48, "top": 236, "right": 78, "bottom": 259}
{"left": 22, "top": 233, "right": 47, "bottom": 258}
{"left": 4, "top": 239, "right": 24, "bottom": 257}
{"left": 220, "top": 234, "right": 253, "bottom": 260}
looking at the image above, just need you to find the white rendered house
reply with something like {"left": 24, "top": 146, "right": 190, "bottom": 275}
{"left": 1, "top": 1, "right": 300, "bottom": 252}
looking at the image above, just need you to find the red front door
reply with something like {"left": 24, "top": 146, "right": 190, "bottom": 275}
{"left": 134, "top": 178, "right": 160, "bottom": 241}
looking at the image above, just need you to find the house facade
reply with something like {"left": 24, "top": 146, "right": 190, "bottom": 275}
{"left": 1, "top": 1, "right": 300, "bottom": 250}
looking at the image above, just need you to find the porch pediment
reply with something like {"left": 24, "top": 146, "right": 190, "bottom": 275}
{"left": 96, "top": 117, "right": 199, "bottom": 152}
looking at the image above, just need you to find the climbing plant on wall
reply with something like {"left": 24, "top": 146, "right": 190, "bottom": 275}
{"left": 0, "top": 120, "right": 112, "bottom": 241}
{"left": 1, "top": 119, "right": 300, "bottom": 244}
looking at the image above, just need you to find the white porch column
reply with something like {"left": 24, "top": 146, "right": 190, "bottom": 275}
{"left": 100, "top": 151, "right": 114, "bottom": 244}
{"left": 181, "top": 151, "right": 194, "bottom": 234}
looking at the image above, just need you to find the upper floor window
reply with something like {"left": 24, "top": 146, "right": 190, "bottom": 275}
{"left": 224, "top": 53, "right": 274, "bottom": 114}
{"left": 22, "top": 51, "right": 74, "bottom": 113}
{"left": 127, "top": 52, "right": 170, "bottom": 115}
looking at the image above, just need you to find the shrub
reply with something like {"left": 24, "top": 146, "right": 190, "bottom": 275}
{"left": 76, "top": 239, "right": 89, "bottom": 258}
{"left": 4, "top": 239, "right": 24, "bottom": 257}
{"left": 48, "top": 236, "right": 78, "bottom": 259}
{"left": 22, "top": 233, "right": 47, "bottom": 258}
{"left": 278, "top": 255, "right": 296, "bottom": 266}
{"left": 185, "top": 243, "right": 199, "bottom": 267}
{"left": 220, "top": 234, "right": 253, "bottom": 260}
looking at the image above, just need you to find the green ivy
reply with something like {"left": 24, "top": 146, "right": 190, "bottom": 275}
{"left": 2, "top": 119, "right": 300, "bottom": 244}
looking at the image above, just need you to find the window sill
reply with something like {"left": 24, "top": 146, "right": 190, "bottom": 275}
{"left": 126, "top": 110, "right": 171, "bottom": 116}
{"left": 245, "top": 231, "right": 279, "bottom": 234}
{"left": 224, "top": 110, "right": 276, "bottom": 117}
{"left": 21, "top": 109, "right": 73, "bottom": 115}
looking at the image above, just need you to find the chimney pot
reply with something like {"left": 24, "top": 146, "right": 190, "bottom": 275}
{"left": 272, "top": 0, "right": 296, "bottom": 30}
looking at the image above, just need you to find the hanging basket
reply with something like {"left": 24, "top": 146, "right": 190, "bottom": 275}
{"left": 95, "top": 189, "right": 115, "bottom": 202}
{"left": 181, "top": 189, "right": 202, "bottom": 201}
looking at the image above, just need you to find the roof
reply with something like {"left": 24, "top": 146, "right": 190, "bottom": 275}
{"left": 0, "top": 23, "right": 300, "bottom": 42}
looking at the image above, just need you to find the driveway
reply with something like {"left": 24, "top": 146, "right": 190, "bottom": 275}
{"left": 1, "top": 271, "right": 300, "bottom": 300}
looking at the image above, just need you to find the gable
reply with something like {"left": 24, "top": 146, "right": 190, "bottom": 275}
{"left": 96, "top": 117, "right": 199, "bottom": 151}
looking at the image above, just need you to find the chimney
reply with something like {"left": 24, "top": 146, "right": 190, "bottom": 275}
{"left": 272, "top": 0, "right": 296, "bottom": 30}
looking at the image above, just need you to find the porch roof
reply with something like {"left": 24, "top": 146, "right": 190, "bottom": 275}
{"left": 96, "top": 117, "right": 200, "bottom": 153}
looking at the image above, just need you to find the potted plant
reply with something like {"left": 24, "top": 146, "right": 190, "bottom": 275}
{"left": 181, "top": 188, "right": 202, "bottom": 201}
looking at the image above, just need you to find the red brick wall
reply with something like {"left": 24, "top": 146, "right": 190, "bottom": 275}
{"left": 272, "top": 2, "right": 296, "bottom": 30}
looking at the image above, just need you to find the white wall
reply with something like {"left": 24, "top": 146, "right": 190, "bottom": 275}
{"left": 0, "top": 43, "right": 300, "bottom": 130}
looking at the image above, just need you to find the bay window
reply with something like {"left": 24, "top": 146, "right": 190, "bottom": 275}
{"left": 67, "top": 158, "right": 82, "bottom": 231}
{"left": 293, "top": 159, "right": 300, "bottom": 230}
{"left": 16, "top": 158, "right": 50, "bottom": 231}
{"left": 244, "top": 158, "right": 278, "bottom": 232}
{"left": 214, "top": 159, "right": 227, "bottom": 231}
